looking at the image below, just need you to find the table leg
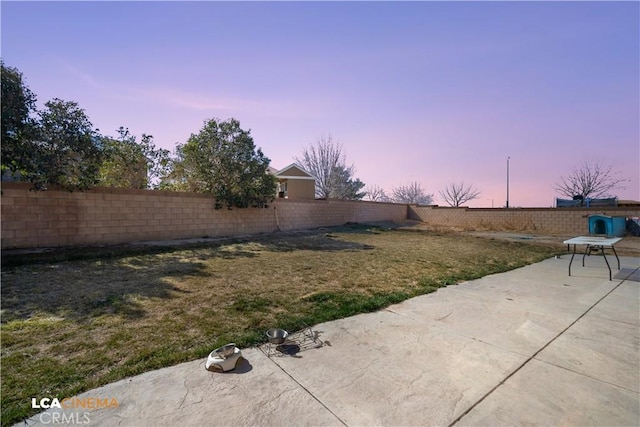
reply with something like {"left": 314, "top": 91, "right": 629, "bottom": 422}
{"left": 611, "top": 245, "right": 621, "bottom": 270}
{"left": 582, "top": 244, "right": 590, "bottom": 267}
{"left": 568, "top": 244, "right": 576, "bottom": 276}
{"left": 600, "top": 247, "right": 612, "bottom": 281}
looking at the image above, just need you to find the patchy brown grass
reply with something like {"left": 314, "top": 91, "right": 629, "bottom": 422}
{"left": 1, "top": 224, "right": 560, "bottom": 426}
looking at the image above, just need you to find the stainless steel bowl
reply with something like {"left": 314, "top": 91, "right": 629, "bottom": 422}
{"left": 266, "top": 328, "right": 288, "bottom": 344}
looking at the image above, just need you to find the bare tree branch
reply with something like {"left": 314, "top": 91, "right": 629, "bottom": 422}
{"left": 295, "top": 134, "right": 341, "bottom": 198}
{"left": 555, "top": 161, "right": 628, "bottom": 201}
{"left": 438, "top": 182, "right": 481, "bottom": 207}
{"left": 364, "top": 184, "right": 389, "bottom": 202}
{"left": 295, "top": 134, "right": 364, "bottom": 199}
{"left": 391, "top": 181, "right": 433, "bottom": 204}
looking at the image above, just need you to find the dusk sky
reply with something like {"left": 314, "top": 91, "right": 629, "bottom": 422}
{"left": 2, "top": 1, "right": 638, "bottom": 207}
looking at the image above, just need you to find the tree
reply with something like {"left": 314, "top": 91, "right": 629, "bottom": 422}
{"left": 392, "top": 181, "right": 433, "bottom": 204}
{"left": 31, "top": 99, "right": 103, "bottom": 190}
{"left": 439, "top": 182, "right": 480, "bottom": 207}
{"left": 1, "top": 61, "right": 38, "bottom": 177}
{"left": 555, "top": 161, "right": 628, "bottom": 203}
{"left": 364, "top": 184, "right": 390, "bottom": 202}
{"left": 170, "top": 118, "right": 276, "bottom": 209}
{"left": 158, "top": 143, "right": 200, "bottom": 192}
{"left": 100, "top": 127, "right": 170, "bottom": 189}
{"left": 1, "top": 62, "right": 103, "bottom": 191}
{"left": 295, "top": 134, "right": 365, "bottom": 199}
{"left": 327, "top": 165, "right": 366, "bottom": 200}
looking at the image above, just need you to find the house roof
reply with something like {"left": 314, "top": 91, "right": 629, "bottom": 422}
{"left": 273, "top": 163, "right": 316, "bottom": 180}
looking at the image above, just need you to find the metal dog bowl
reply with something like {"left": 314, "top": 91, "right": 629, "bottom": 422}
{"left": 266, "top": 328, "right": 288, "bottom": 344}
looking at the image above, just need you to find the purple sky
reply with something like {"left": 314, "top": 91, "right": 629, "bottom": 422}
{"left": 2, "top": 1, "right": 638, "bottom": 207}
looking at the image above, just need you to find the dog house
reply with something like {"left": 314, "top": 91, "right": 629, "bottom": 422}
{"left": 588, "top": 214, "right": 626, "bottom": 237}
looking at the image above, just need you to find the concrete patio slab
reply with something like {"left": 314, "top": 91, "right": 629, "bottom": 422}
{"left": 457, "top": 359, "right": 640, "bottom": 427}
{"left": 387, "top": 290, "right": 587, "bottom": 357}
{"left": 383, "top": 257, "right": 629, "bottom": 356}
{"left": 532, "top": 279, "right": 640, "bottom": 394}
{"left": 535, "top": 314, "right": 639, "bottom": 392}
{"left": 586, "top": 279, "right": 640, "bottom": 326}
{"left": 268, "top": 311, "right": 527, "bottom": 427}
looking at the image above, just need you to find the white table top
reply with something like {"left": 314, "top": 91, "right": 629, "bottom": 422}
{"left": 563, "top": 236, "right": 622, "bottom": 246}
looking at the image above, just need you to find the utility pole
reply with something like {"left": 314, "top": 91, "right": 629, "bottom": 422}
{"left": 506, "top": 156, "right": 510, "bottom": 208}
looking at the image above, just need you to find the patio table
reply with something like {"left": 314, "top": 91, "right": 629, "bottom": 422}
{"left": 563, "top": 236, "right": 622, "bottom": 280}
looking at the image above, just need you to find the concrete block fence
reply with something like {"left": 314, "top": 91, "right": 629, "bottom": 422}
{"left": 409, "top": 205, "right": 640, "bottom": 236}
{"left": 2, "top": 182, "right": 638, "bottom": 249}
{"left": 0, "top": 183, "right": 407, "bottom": 249}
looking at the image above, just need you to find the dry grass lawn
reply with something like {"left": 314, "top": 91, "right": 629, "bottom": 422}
{"left": 1, "top": 224, "right": 560, "bottom": 426}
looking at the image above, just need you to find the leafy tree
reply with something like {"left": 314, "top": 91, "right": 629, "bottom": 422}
{"left": 1, "top": 63, "right": 103, "bottom": 191}
{"left": 170, "top": 118, "right": 276, "bottom": 209}
{"left": 158, "top": 143, "right": 200, "bottom": 192}
{"left": 555, "top": 161, "right": 628, "bottom": 204}
{"left": 100, "top": 127, "right": 170, "bottom": 189}
{"left": 392, "top": 181, "right": 433, "bottom": 204}
{"left": 31, "top": 99, "right": 103, "bottom": 190}
{"left": 439, "top": 182, "right": 480, "bottom": 207}
{"left": 295, "top": 134, "right": 365, "bottom": 199}
{"left": 1, "top": 61, "right": 38, "bottom": 177}
{"left": 364, "top": 184, "right": 390, "bottom": 202}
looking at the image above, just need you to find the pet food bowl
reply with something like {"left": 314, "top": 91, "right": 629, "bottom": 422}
{"left": 205, "top": 343, "right": 242, "bottom": 372}
{"left": 266, "top": 328, "right": 288, "bottom": 344}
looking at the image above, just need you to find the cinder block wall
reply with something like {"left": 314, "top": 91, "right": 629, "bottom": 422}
{"left": 408, "top": 205, "right": 640, "bottom": 235}
{"left": 1, "top": 183, "right": 407, "bottom": 249}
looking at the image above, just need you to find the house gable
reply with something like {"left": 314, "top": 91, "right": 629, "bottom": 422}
{"left": 271, "top": 163, "right": 316, "bottom": 199}
{"left": 275, "top": 163, "right": 315, "bottom": 180}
